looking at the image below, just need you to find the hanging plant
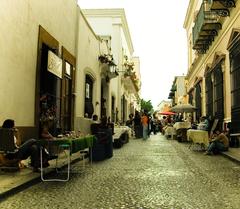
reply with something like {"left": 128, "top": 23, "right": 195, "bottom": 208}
{"left": 98, "top": 54, "right": 115, "bottom": 66}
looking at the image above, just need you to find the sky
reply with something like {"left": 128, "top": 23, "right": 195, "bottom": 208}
{"left": 78, "top": 0, "right": 190, "bottom": 109}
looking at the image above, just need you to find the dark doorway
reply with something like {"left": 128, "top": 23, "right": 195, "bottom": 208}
{"left": 195, "top": 83, "right": 202, "bottom": 122}
{"left": 205, "top": 71, "right": 213, "bottom": 118}
{"left": 213, "top": 63, "right": 224, "bottom": 130}
{"left": 39, "top": 43, "right": 61, "bottom": 136}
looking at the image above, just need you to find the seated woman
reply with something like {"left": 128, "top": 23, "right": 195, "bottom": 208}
{"left": 204, "top": 130, "right": 229, "bottom": 155}
{"left": 1, "top": 119, "right": 47, "bottom": 172}
{"left": 197, "top": 116, "right": 209, "bottom": 131}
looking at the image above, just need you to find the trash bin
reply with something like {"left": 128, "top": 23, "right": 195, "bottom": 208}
{"left": 92, "top": 142, "right": 105, "bottom": 161}
{"left": 104, "top": 129, "right": 113, "bottom": 158}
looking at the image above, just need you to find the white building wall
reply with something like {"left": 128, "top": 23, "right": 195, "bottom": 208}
{"left": 74, "top": 10, "right": 112, "bottom": 133}
{"left": 0, "top": 0, "right": 77, "bottom": 126}
{"left": 82, "top": 9, "right": 139, "bottom": 123}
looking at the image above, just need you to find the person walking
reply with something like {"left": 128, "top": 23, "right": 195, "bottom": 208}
{"left": 133, "top": 111, "right": 141, "bottom": 139}
{"left": 141, "top": 112, "right": 149, "bottom": 140}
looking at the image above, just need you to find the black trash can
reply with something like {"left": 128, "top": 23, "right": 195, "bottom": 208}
{"left": 104, "top": 129, "right": 113, "bottom": 158}
{"left": 91, "top": 132, "right": 107, "bottom": 161}
{"left": 92, "top": 142, "right": 105, "bottom": 161}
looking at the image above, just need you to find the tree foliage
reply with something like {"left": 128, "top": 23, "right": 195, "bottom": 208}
{"left": 140, "top": 99, "right": 154, "bottom": 113}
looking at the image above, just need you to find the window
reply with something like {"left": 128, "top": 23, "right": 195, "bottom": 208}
{"left": 213, "top": 63, "right": 224, "bottom": 122}
{"left": 205, "top": 71, "right": 213, "bottom": 118}
{"left": 195, "top": 82, "right": 202, "bottom": 122}
{"left": 84, "top": 75, "right": 94, "bottom": 118}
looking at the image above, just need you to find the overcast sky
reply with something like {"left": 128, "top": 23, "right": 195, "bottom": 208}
{"left": 78, "top": 0, "right": 190, "bottom": 108}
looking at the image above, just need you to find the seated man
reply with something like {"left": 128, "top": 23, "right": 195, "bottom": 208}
{"left": 204, "top": 130, "right": 229, "bottom": 155}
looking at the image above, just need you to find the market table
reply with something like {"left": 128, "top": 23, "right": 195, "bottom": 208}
{"left": 187, "top": 129, "right": 209, "bottom": 150}
{"left": 39, "top": 135, "right": 96, "bottom": 181}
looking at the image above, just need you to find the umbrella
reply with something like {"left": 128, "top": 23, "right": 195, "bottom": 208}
{"left": 158, "top": 111, "right": 176, "bottom": 115}
{"left": 170, "top": 104, "right": 197, "bottom": 113}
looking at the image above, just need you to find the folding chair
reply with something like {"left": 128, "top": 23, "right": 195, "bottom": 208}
{"left": 40, "top": 141, "right": 71, "bottom": 182}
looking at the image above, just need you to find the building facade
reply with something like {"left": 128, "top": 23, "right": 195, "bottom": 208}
{"left": 168, "top": 76, "right": 188, "bottom": 106}
{"left": 0, "top": 0, "right": 140, "bottom": 139}
{"left": 82, "top": 9, "right": 141, "bottom": 124}
{"left": 184, "top": 0, "right": 239, "bottom": 131}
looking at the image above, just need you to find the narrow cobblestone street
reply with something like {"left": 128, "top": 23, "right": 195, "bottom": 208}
{"left": 1, "top": 134, "right": 240, "bottom": 209}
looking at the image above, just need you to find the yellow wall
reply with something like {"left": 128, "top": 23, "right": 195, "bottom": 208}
{"left": 184, "top": 0, "right": 240, "bottom": 122}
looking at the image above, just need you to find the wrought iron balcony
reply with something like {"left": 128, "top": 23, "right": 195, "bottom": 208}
{"left": 208, "top": 0, "right": 236, "bottom": 16}
{"left": 192, "top": 2, "right": 222, "bottom": 54}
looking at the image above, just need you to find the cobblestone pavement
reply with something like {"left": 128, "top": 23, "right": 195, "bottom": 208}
{"left": 1, "top": 134, "right": 240, "bottom": 209}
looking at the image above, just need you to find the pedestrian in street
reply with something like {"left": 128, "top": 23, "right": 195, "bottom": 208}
{"left": 204, "top": 130, "right": 229, "bottom": 155}
{"left": 133, "top": 111, "right": 142, "bottom": 138}
{"left": 141, "top": 112, "right": 149, "bottom": 140}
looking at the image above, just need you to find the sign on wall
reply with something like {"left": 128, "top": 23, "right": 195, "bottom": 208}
{"left": 86, "top": 83, "right": 90, "bottom": 99}
{"left": 47, "top": 50, "right": 63, "bottom": 78}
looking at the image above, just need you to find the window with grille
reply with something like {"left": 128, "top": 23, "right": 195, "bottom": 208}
{"left": 229, "top": 42, "right": 240, "bottom": 132}
{"left": 205, "top": 71, "right": 213, "bottom": 118}
{"left": 195, "top": 82, "right": 202, "bottom": 122}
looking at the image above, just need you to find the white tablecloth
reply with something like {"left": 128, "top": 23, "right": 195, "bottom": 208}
{"left": 163, "top": 126, "right": 176, "bottom": 139}
{"left": 187, "top": 129, "right": 209, "bottom": 146}
{"left": 113, "top": 126, "right": 131, "bottom": 140}
{"left": 173, "top": 122, "right": 191, "bottom": 130}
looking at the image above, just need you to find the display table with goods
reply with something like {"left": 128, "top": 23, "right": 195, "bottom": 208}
{"left": 39, "top": 135, "right": 95, "bottom": 181}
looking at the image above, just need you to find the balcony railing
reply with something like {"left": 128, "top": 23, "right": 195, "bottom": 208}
{"left": 208, "top": 0, "right": 236, "bottom": 16}
{"left": 192, "top": 2, "right": 222, "bottom": 54}
{"left": 193, "top": 0, "right": 237, "bottom": 54}
{"left": 208, "top": 0, "right": 236, "bottom": 8}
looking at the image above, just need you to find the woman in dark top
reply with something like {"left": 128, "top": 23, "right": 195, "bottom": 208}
{"left": 2, "top": 119, "right": 47, "bottom": 172}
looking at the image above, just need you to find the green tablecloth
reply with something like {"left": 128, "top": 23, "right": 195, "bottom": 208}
{"left": 39, "top": 135, "right": 96, "bottom": 154}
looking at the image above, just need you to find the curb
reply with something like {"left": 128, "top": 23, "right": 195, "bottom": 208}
{"left": 221, "top": 152, "right": 240, "bottom": 165}
{"left": 0, "top": 176, "right": 41, "bottom": 201}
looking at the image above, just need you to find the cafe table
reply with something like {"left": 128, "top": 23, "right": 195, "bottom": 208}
{"left": 187, "top": 129, "right": 209, "bottom": 150}
{"left": 173, "top": 122, "right": 191, "bottom": 141}
{"left": 173, "top": 121, "right": 191, "bottom": 130}
{"left": 40, "top": 135, "right": 96, "bottom": 182}
{"left": 163, "top": 125, "right": 176, "bottom": 139}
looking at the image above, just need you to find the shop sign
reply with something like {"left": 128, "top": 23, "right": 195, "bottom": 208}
{"left": 47, "top": 51, "right": 62, "bottom": 78}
